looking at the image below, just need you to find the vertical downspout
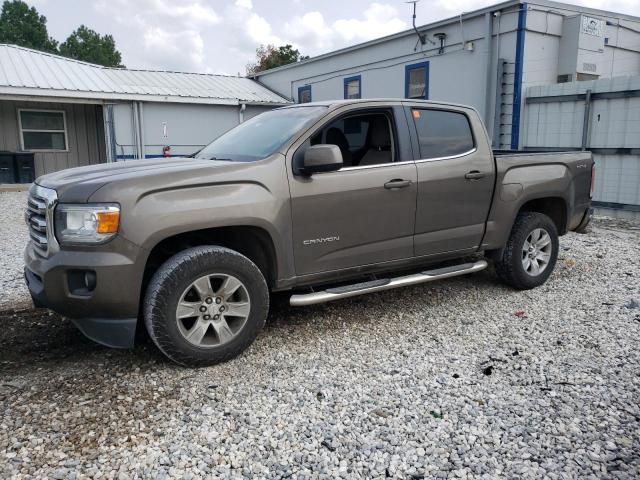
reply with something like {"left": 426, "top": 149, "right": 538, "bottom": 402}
{"left": 102, "top": 103, "right": 114, "bottom": 163}
{"left": 138, "top": 101, "right": 146, "bottom": 159}
{"left": 483, "top": 12, "right": 494, "bottom": 132}
{"left": 510, "top": 3, "right": 527, "bottom": 150}
{"left": 493, "top": 59, "right": 505, "bottom": 147}
{"left": 493, "top": 11, "right": 503, "bottom": 147}
{"left": 239, "top": 103, "right": 246, "bottom": 123}
{"left": 581, "top": 89, "right": 592, "bottom": 151}
{"left": 131, "top": 102, "right": 140, "bottom": 160}
{"left": 102, "top": 103, "right": 113, "bottom": 163}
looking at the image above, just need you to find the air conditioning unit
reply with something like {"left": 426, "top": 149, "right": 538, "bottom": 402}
{"left": 557, "top": 14, "right": 605, "bottom": 82}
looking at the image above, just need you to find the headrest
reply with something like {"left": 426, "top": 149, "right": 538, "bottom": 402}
{"left": 369, "top": 117, "right": 391, "bottom": 149}
{"left": 326, "top": 127, "right": 350, "bottom": 151}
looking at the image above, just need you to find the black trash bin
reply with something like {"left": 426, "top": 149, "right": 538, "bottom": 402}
{"left": 14, "top": 153, "right": 35, "bottom": 183}
{"left": 0, "top": 152, "right": 15, "bottom": 184}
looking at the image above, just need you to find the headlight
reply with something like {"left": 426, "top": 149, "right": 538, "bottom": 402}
{"left": 55, "top": 204, "right": 120, "bottom": 245}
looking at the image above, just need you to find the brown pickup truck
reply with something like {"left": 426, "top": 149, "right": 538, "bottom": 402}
{"left": 24, "top": 99, "right": 594, "bottom": 366}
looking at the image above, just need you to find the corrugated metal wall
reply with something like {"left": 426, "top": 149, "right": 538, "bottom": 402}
{"left": 112, "top": 102, "right": 275, "bottom": 159}
{"left": 523, "top": 76, "right": 640, "bottom": 209}
{"left": 0, "top": 100, "right": 106, "bottom": 177}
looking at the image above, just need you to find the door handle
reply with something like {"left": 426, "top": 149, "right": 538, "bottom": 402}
{"left": 465, "top": 171, "right": 486, "bottom": 180}
{"left": 384, "top": 179, "right": 412, "bottom": 189}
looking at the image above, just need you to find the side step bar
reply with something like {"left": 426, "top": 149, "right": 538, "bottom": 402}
{"left": 290, "top": 259, "right": 488, "bottom": 307}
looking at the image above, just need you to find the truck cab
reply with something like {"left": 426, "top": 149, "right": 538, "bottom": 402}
{"left": 24, "top": 99, "right": 594, "bottom": 366}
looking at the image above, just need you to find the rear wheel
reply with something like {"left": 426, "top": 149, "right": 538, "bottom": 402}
{"left": 144, "top": 246, "right": 269, "bottom": 367}
{"left": 494, "top": 212, "right": 559, "bottom": 290}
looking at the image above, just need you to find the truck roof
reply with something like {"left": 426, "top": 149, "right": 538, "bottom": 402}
{"left": 279, "top": 98, "right": 479, "bottom": 112}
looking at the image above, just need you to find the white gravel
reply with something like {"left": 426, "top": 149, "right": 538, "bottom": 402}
{"left": 0, "top": 190, "right": 639, "bottom": 479}
{"left": 0, "top": 191, "right": 29, "bottom": 311}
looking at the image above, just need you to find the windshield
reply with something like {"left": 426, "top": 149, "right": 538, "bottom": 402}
{"left": 195, "top": 106, "right": 327, "bottom": 162}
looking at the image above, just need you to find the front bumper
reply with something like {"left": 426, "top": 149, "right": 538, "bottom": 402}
{"left": 24, "top": 237, "right": 146, "bottom": 348}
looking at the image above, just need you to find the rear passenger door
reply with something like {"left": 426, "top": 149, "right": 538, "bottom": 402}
{"left": 407, "top": 105, "right": 495, "bottom": 257}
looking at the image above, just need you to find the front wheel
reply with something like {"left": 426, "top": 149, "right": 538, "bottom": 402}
{"left": 494, "top": 212, "right": 559, "bottom": 290}
{"left": 144, "top": 246, "right": 269, "bottom": 367}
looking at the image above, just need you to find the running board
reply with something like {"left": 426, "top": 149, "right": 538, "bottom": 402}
{"left": 290, "top": 259, "right": 488, "bottom": 307}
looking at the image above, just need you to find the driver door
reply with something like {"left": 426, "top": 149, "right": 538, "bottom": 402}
{"left": 287, "top": 106, "right": 417, "bottom": 276}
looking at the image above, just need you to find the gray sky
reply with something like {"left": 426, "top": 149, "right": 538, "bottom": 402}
{"left": 28, "top": 0, "right": 640, "bottom": 75}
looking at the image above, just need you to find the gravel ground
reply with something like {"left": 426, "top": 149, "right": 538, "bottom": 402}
{"left": 0, "top": 191, "right": 29, "bottom": 311}
{"left": 0, "top": 190, "right": 639, "bottom": 479}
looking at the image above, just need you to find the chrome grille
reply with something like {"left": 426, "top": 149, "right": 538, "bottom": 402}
{"left": 25, "top": 185, "right": 58, "bottom": 257}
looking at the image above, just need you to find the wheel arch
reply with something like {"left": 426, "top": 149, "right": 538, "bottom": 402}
{"left": 517, "top": 196, "right": 568, "bottom": 235}
{"left": 141, "top": 225, "right": 278, "bottom": 304}
{"left": 486, "top": 195, "right": 567, "bottom": 261}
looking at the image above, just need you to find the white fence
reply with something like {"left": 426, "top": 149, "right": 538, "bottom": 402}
{"left": 523, "top": 76, "right": 640, "bottom": 211}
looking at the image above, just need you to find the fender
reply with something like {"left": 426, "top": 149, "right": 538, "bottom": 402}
{"left": 482, "top": 162, "right": 573, "bottom": 250}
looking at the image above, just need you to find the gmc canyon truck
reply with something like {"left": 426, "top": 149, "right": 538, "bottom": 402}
{"left": 24, "top": 99, "right": 594, "bottom": 366}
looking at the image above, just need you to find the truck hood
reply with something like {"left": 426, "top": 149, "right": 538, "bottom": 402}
{"left": 37, "top": 157, "right": 249, "bottom": 202}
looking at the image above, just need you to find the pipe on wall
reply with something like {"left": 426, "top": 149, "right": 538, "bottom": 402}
{"left": 130, "top": 101, "right": 147, "bottom": 160}
{"left": 130, "top": 102, "right": 139, "bottom": 160}
{"left": 102, "top": 103, "right": 117, "bottom": 163}
{"left": 137, "top": 101, "right": 146, "bottom": 159}
{"left": 492, "top": 11, "right": 503, "bottom": 147}
{"left": 483, "top": 11, "right": 495, "bottom": 133}
{"left": 239, "top": 103, "right": 246, "bottom": 123}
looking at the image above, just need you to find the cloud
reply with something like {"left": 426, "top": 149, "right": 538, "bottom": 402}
{"left": 169, "top": 1, "right": 220, "bottom": 25}
{"left": 142, "top": 28, "right": 206, "bottom": 72}
{"left": 235, "top": 0, "right": 253, "bottom": 8}
{"left": 94, "top": 0, "right": 220, "bottom": 72}
{"left": 284, "top": 3, "right": 407, "bottom": 54}
{"left": 284, "top": 11, "right": 333, "bottom": 50}
{"left": 245, "top": 11, "right": 282, "bottom": 45}
{"left": 333, "top": 3, "right": 407, "bottom": 42}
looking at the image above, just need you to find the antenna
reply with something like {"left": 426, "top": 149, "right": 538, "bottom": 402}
{"left": 406, "top": 1, "right": 426, "bottom": 46}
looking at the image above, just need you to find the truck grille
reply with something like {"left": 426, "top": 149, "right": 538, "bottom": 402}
{"left": 25, "top": 185, "right": 58, "bottom": 257}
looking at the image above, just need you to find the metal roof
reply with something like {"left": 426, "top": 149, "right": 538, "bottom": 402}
{"left": 0, "top": 44, "right": 289, "bottom": 105}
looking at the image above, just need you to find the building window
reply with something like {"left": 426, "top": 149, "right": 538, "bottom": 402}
{"left": 343, "top": 75, "right": 361, "bottom": 99}
{"left": 405, "top": 61, "right": 429, "bottom": 100}
{"left": 298, "top": 85, "right": 312, "bottom": 103}
{"left": 19, "top": 110, "right": 67, "bottom": 151}
{"left": 411, "top": 108, "right": 474, "bottom": 159}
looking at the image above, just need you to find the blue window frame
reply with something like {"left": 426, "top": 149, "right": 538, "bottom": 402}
{"left": 298, "top": 85, "right": 312, "bottom": 103}
{"left": 405, "top": 61, "right": 429, "bottom": 100}
{"left": 343, "top": 75, "right": 361, "bottom": 99}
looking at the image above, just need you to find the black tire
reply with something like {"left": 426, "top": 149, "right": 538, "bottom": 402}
{"left": 144, "top": 246, "right": 269, "bottom": 367}
{"left": 494, "top": 212, "right": 559, "bottom": 290}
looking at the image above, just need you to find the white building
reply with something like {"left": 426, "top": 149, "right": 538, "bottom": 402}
{"left": 252, "top": 0, "right": 639, "bottom": 150}
{"left": 0, "top": 44, "right": 289, "bottom": 179}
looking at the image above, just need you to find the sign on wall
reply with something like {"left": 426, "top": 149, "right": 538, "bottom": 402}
{"left": 581, "top": 16, "right": 604, "bottom": 37}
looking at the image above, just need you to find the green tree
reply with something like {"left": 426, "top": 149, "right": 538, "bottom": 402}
{"left": 246, "top": 44, "right": 308, "bottom": 75}
{"left": 0, "top": 0, "right": 58, "bottom": 52}
{"left": 59, "top": 25, "right": 123, "bottom": 67}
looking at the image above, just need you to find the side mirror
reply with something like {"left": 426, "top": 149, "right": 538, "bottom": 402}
{"left": 302, "top": 144, "right": 343, "bottom": 174}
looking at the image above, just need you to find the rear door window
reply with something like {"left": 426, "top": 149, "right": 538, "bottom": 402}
{"left": 411, "top": 109, "right": 474, "bottom": 159}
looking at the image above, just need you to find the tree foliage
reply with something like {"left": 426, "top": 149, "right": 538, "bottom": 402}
{"left": 246, "top": 44, "right": 308, "bottom": 75}
{"left": 60, "top": 25, "right": 123, "bottom": 67}
{"left": 0, "top": 0, "right": 58, "bottom": 52}
{"left": 0, "top": 1, "right": 124, "bottom": 67}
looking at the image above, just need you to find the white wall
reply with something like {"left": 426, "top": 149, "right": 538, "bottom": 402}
{"left": 523, "top": 76, "right": 640, "bottom": 207}
{"left": 256, "top": 7, "right": 521, "bottom": 121}
{"left": 256, "top": 2, "right": 639, "bottom": 151}
{"left": 519, "top": 6, "right": 640, "bottom": 149}
{"left": 112, "top": 102, "right": 274, "bottom": 159}
{"left": 524, "top": 7, "right": 640, "bottom": 87}
{"left": 255, "top": 5, "right": 526, "bottom": 152}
